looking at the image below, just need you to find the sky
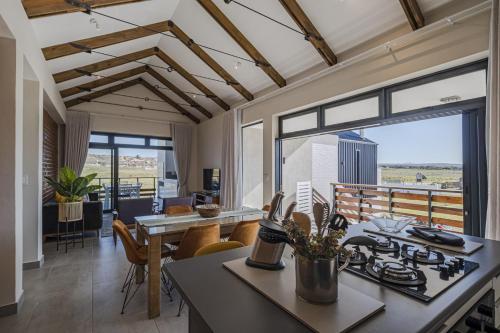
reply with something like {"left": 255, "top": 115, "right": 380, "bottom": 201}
{"left": 363, "top": 115, "right": 462, "bottom": 164}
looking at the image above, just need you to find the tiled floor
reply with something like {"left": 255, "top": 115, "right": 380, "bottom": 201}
{"left": 0, "top": 236, "right": 188, "bottom": 333}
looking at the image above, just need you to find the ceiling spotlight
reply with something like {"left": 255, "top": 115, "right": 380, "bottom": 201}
{"left": 192, "top": 94, "right": 197, "bottom": 99}
{"left": 233, "top": 61, "right": 242, "bottom": 70}
{"left": 446, "top": 17, "right": 455, "bottom": 26}
{"left": 89, "top": 17, "right": 101, "bottom": 31}
{"left": 154, "top": 84, "right": 160, "bottom": 89}
{"left": 144, "top": 97, "right": 150, "bottom": 102}
{"left": 384, "top": 43, "right": 392, "bottom": 53}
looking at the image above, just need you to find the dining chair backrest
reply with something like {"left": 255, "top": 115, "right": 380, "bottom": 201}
{"left": 228, "top": 219, "right": 260, "bottom": 246}
{"left": 112, "top": 220, "right": 143, "bottom": 264}
{"left": 173, "top": 223, "right": 220, "bottom": 260}
{"left": 165, "top": 205, "right": 193, "bottom": 215}
{"left": 117, "top": 197, "right": 154, "bottom": 226}
{"left": 194, "top": 241, "right": 244, "bottom": 257}
{"left": 262, "top": 204, "right": 270, "bottom": 212}
{"left": 292, "top": 212, "right": 312, "bottom": 235}
{"left": 163, "top": 196, "right": 193, "bottom": 210}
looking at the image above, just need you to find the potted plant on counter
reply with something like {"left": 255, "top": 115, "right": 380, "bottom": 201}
{"left": 283, "top": 202, "right": 351, "bottom": 304}
{"left": 45, "top": 167, "right": 101, "bottom": 222}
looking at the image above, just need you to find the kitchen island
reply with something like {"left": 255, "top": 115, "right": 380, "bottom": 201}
{"left": 164, "top": 224, "right": 500, "bottom": 333}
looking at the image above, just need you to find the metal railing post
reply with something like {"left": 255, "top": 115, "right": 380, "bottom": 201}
{"left": 358, "top": 188, "right": 362, "bottom": 223}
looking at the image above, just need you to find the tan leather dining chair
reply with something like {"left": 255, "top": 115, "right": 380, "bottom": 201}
{"left": 228, "top": 219, "right": 260, "bottom": 246}
{"left": 194, "top": 241, "right": 244, "bottom": 257}
{"left": 292, "top": 212, "right": 312, "bottom": 235}
{"left": 112, "top": 220, "right": 171, "bottom": 314}
{"left": 262, "top": 204, "right": 270, "bottom": 212}
{"left": 167, "top": 223, "right": 220, "bottom": 316}
{"left": 165, "top": 205, "right": 193, "bottom": 215}
{"left": 173, "top": 223, "right": 220, "bottom": 260}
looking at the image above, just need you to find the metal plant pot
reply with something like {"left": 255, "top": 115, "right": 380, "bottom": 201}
{"left": 295, "top": 254, "right": 350, "bottom": 304}
{"left": 58, "top": 201, "right": 83, "bottom": 222}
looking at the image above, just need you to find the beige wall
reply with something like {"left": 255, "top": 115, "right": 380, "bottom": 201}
{"left": 0, "top": 36, "right": 24, "bottom": 310}
{"left": 196, "top": 8, "right": 490, "bottom": 204}
{"left": 22, "top": 79, "right": 44, "bottom": 266}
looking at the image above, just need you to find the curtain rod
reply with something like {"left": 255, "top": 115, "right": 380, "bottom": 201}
{"left": 235, "top": 0, "right": 492, "bottom": 112}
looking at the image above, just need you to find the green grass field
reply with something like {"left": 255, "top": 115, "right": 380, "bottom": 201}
{"left": 381, "top": 167, "right": 462, "bottom": 187}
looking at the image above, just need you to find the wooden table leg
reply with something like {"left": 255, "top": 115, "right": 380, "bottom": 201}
{"left": 136, "top": 225, "right": 145, "bottom": 284}
{"left": 148, "top": 234, "right": 161, "bottom": 318}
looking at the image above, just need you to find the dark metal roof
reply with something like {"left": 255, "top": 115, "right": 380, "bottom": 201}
{"left": 335, "top": 131, "right": 377, "bottom": 144}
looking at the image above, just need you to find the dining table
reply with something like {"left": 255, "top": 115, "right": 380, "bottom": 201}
{"left": 134, "top": 207, "right": 266, "bottom": 318}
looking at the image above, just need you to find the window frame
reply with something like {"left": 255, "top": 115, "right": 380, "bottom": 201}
{"left": 278, "top": 59, "right": 487, "bottom": 140}
{"left": 89, "top": 131, "right": 173, "bottom": 151}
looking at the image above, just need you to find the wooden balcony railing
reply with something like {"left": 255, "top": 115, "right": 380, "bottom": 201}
{"left": 331, "top": 182, "right": 464, "bottom": 233}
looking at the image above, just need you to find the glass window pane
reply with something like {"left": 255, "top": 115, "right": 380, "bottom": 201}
{"left": 392, "top": 70, "right": 486, "bottom": 114}
{"left": 150, "top": 138, "right": 172, "bottom": 147}
{"left": 114, "top": 136, "right": 145, "bottom": 145}
{"left": 282, "top": 112, "right": 317, "bottom": 134}
{"left": 324, "top": 97, "right": 379, "bottom": 126}
{"left": 90, "top": 134, "right": 108, "bottom": 143}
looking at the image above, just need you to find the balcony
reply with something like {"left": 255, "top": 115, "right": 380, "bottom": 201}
{"left": 331, "top": 182, "right": 464, "bottom": 233}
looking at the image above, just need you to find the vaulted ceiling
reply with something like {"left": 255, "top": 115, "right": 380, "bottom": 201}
{"left": 23, "top": 0, "right": 455, "bottom": 123}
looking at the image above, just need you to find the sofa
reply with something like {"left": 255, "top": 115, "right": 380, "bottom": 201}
{"left": 43, "top": 201, "right": 103, "bottom": 238}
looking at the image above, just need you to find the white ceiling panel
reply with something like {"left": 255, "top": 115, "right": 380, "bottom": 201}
{"left": 26, "top": 0, "right": 466, "bottom": 120}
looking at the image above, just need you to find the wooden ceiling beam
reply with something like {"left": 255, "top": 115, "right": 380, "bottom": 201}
{"left": 53, "top": 47, "right": 156, "bottom": 83}
{"left": 156, "top": 48, "right": 230, "bottom": 111}
{"left": 60, "top": 65, "right": 147, "bottom": 98}
{"left": 146, "top": 67, "right": 212, "bottom": 119}
{"left": 64, "top": 78, "right": 141, "bottom": 107}
{"left": 399, "top": 0, "right": 425, "bottom": 30}
{"left": 197, "top": 0, "right": 286, "bottom": 88}
{"left": 167, "top": 20, "right": 253, "bottom": 101}
{"left": 22, "top": 0, "right": 147, "bottom": 19}
{"left": 278, "top": 0, "right": 336, "bottom": 66}
{"left": 140, "top": 79, "right": 200, "bottom": 124}
{"left": 42, "top": 20, "right": 170, "bottom": 60}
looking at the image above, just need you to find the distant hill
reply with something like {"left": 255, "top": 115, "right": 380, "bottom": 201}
{"left": 379, "top": 163, "right": 462, "bottom": 170}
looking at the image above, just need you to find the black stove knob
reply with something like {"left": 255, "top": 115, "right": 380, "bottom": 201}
{"left": 455, "top": 256, "right": 465, "bottom": 269}
{"left": 439, "top": 264, "right": 449, "bottom": 280}
{"left": 449, "top": 259, "right": 460, "bottom": 272}
{"left": 445, "top": 261, "right": 455, "bottom": 277}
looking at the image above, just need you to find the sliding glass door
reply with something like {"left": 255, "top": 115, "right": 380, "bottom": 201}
{"left": 82, "top": 132, "right": 176, "bottom": 212}
{"left": 82, "top": 147, "right": 115, "bottom": 211}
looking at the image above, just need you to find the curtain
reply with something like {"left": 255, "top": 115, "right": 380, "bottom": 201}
{"left": 171, "top": 123, "right": 193, "bottom": 197}
{"left": 64, "top": 111, "right": 91, "bottom": 176}
{"left": 220, "top": 109, "right": 242, "bottom": 209}
{"left": 486, "top": 0, "right": 500, "bottom": 241}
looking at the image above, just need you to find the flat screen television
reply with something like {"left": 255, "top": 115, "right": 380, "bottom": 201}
{"left": 203, "top": 168, "right": 220, "bottom": 192}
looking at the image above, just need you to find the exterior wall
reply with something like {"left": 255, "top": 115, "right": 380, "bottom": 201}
{"left": 338, "top": 141, "right": 378, "bottom": 185}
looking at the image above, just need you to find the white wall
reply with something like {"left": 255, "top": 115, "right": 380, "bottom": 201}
{"left": 22, "top": 79, "right": 43, "bottom": 267}
{"left": 195, "top": 6, "right": 490, "bottom": 206}
{"left": 0, "top": 36, "right": 24, "bottom": 310}
{"left": 0, "top": 0, "right": 66, "bottom": 122}
{"left": 196, "top": 113, "right": 225, "bottom": 188}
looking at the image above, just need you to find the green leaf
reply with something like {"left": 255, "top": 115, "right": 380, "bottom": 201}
{"left": 59, "top": 167, "right": 77, "bottom": 186}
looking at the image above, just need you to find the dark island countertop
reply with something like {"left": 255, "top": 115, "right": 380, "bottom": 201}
{"left": 164, "top": 224, "right": 500, "bottom": 333}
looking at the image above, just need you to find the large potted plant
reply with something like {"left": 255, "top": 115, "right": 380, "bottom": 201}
{"left": 45, "top": 167, "right": 101, "bottom": 222}
{"left": 283, "top": 203, "right": 351, "bottom": 304}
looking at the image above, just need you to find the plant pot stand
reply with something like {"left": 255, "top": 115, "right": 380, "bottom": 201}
{"left": 57, "top": 217, "right": 85, "bottom": 253}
